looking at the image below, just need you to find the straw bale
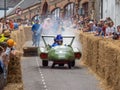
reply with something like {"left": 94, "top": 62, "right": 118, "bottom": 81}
{"left": 16, "top": 31, "right": 21, "bottom": 50}
{"left": 4, "top": 83, "right": 23, "bottom": 90}
{"left": 111, "top": 40, "right": 120, "bottom": 48}
{"left": 11, "top": 31, "right": 18, "bottom": 43}
{"left": 19, "top": 26, "right": 26, "bottom": 50}
{"left": 79, "top": 32, "right": 120, "bottom": 90}
{"left": 86, "top": 34, "right": 93, "bottom": 65}
{"left": 80, "top": 33, "right": 89, "bottom": 65}
{"left": 79, "top": 31, "right": 84, "bottom": 44}
{"left": 11, "top": 31, "right": 20, "bottom": 50}
{"left": 90, "top": 35, "right": 101, "bottom": 72}
{"left": 7, "top": 53, "right": 22, "bottom": 83}
{"left": 100, "top": 41, "right": 120, "bottom": 90}
{"left": 23, "top": 26, "right": 32, "bottom": 41}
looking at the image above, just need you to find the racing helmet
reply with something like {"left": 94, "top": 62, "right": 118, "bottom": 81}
{"left": 7, "top": 39, "right": 16, "bottom": 47}
{"left": 55, "top": 34, "right": 63, "bottom": 41}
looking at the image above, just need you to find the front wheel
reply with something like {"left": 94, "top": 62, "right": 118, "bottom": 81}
{"left": 42, "top": 60, "right": 48, "bottom": 66}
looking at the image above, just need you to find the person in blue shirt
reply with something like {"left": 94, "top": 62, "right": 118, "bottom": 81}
{"left": 32, "top": 19, "right": 42, "bottom": 47}
{"left": 14, "top": 23, "right": 19, "bottom": 30}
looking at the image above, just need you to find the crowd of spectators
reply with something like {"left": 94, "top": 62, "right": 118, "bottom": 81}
{"left": 0, "top": 18, "right": 19, "bottom": 34}
{"left": 0, "top": 18, "right": 18, "bottom": 86}
{"left": 72, "top": 15, "right": 120, "bottom": 40}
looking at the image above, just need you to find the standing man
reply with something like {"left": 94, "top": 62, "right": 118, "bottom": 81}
{"left": 32, "top": 19, "right": 42, "bottom": 47}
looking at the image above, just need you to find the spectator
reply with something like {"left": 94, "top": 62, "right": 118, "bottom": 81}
{"left": 0, "top": 19, "right": 3, "bottom": 34}
{"left": 109, "top": 21, "right": 116, "bottom": 34}
{"left": 14, "top": 22, "right": 19, "bottom": 30}
{"left": 9, "top": 19, "right": 14, "bottom": 31}
{"left": 105, "top": 22, "right": 113, "bottom": 37}
{"left": 95, "top": 23, "right": 103, "bottom": 36}
{"left": 32, "top": 19, "right": 42, "bottom": 47}
{"left": 2, "top": 39, "right": 16, "bottom": 68}
{"left": 102, "top": 22, "right": 107, "bottom": 36}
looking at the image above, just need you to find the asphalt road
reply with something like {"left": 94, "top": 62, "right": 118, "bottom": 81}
{"left": 21, "top": 28, "right": 101, "bottom": 90}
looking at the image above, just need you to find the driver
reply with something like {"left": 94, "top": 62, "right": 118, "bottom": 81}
{"left": 51, "top": 34, "right": 63, "bottom": 47}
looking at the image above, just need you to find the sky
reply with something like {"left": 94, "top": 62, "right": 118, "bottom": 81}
{"left": 0, "top": 10, "right": 4, "bottom": 18}
{"left": 0, "top": 8, "right": 13, "bottom": 18}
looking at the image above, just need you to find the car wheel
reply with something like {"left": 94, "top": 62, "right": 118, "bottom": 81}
{"left": 59, "top": 64, "right": 64, "bottom": 67}
{"left": 71, "top": 60, "right": 75, "bottom": 67}
{"left": 68, "top": 62, "right": 71, "bottom": 69}
{"left": 42, "top": 60, "right": 48, "bottom": 66}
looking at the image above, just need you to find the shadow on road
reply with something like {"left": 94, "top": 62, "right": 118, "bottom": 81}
{"left": 39, "top": 66, "right": 82, "bottom": 70}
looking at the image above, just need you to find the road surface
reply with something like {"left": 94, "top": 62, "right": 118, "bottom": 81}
{"left": 21, "top": 28, "right": 101, "bottom": 90}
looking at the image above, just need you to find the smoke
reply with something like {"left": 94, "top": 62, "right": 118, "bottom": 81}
{"left": 41, "top": 16, "right": 76, "bottom": 36}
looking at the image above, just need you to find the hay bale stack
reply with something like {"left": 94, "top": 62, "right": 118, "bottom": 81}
{"left": 104, "top": 42, "right": 120, "bottom": 90}
{"left": 7, "top": 52, "right": 22, "bottom": 84}
{"left": 86, "top": 34, "right": 93, "bottom": 67}
{"left": 90, "top": 35, "right": 101, "bottom": 72}
{"left": 79, "top": 32, "right": 120, "bottom": 90}
{"left": 16, "top": 30, "right": 21, "bottom": 50}
{"left": 103, "top": 43, "right": 118, "bottom": 88}
{"left": 111, "top": 40, "right": 120, "bottom": 48}
{"left": 79, "top": 31, "right": 84, "bottom": 44}
{"left": 19, "top": 26, "right": 26, "bottom": 51}
{"left": 80, "top": 32, "right": 102, "bottom": 72}
{"left": 79, "top": 32, "right": 89, "bottom": 65}
{"left": 4, "top": 83, "right": 23, "bottom": 90}
{"left": 23, "top": 26, "right": 32, "bottom": 41}
{"left": 11, "top": 31, "right": 19, "bottom": 50}
{"left": 97, "top": 39, "right": 108, "bottom": 79}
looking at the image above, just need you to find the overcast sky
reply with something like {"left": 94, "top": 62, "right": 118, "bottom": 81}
{"left": 0, "top": 8, "right": 13, "bottom": 18}
{"left": 0, "top": 10, "right": 4, "bottom": 18}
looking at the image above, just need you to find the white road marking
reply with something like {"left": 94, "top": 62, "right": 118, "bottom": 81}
{"left": 35, "top": 57, "right": 48, "bottom": 90}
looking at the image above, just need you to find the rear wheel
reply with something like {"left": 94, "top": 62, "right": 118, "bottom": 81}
{"left": 42, "top": 60, "right": 48, "bottom": 66}
{"left": 71, "top": 60, "right": 75, "bottom": 67}
{"left": 68, "top": 62, "right": 71, "bottom": 69}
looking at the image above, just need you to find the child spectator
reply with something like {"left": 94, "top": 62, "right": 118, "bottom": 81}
{"left": 105, "top": 22, "right": 112, "bottom": 37}
{"left": 2, "top": 39, "right": 16, "bottom": 68}
{"left": 95, "top": 23, "right": 102, "bottom": 36}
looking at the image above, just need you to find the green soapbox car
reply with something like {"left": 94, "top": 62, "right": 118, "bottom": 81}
{"left": 39, "top": 35, "right": 82, "bottom": 68}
